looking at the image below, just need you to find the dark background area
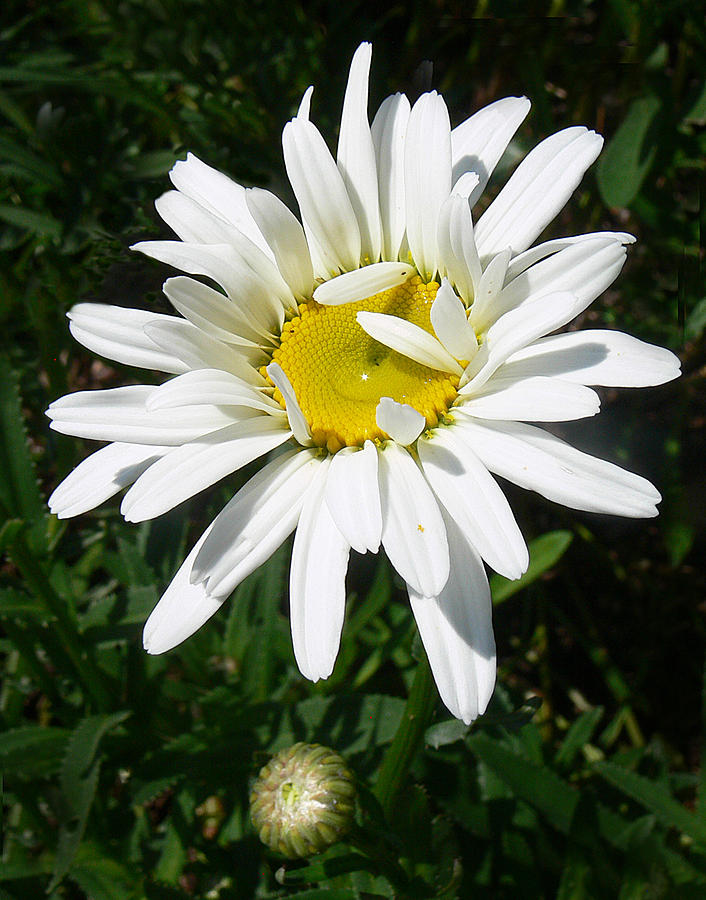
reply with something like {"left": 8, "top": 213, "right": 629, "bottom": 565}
{"left": 1, "top": 1, "right": 704, "bottom": 896}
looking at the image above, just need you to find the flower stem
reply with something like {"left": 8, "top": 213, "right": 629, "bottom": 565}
{"left": 374, "top": 649, "right": 436, "bottom": 819}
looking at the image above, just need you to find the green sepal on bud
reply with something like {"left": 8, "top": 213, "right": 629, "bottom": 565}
{"left": 250, "top": 742, "right": 356, "bottom": 858}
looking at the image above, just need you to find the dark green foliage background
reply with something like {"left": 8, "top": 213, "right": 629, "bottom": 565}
{"left": 1, "top": 0, "right": 704, "bottom": 896}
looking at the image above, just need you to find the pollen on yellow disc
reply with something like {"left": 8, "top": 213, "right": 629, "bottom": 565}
{"left": 267, "top": 275, "right": 460, "bottom": 453}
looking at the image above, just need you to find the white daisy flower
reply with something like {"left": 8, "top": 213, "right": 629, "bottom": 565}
{"left": 47, "top": 43, "right": 680, "bottom": 724}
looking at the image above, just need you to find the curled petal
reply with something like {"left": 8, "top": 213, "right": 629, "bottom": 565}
{"left": 314, "top": 262, "right": 414, "bottom": 306}
{"left": 431, "top": 278, "right": 478, "bottom": 361}
{"left": 266, "top": 362, "right": 313, "bottom": 446}
{"left": 376, "top": 397, "right": 426, "bottom": 445}
{"left": 357, "top": 311, "right": 463, "bottom": 375}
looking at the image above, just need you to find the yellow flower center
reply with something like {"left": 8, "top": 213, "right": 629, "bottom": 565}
{"left": 267, "top": 274, "right": 459, "bottom": 453}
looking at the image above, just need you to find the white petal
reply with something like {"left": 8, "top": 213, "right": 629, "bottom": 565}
{"left": 430, "top": 278, "right": 478, "bottom": 360}
{"left": 143, "top": 525, "right": 224, "bottom": 655}
{"left": 282, "top": 117, "right": 361, "bottom": 274}
{"left": 146, "top": 369, "right": 282, "bottom": 415}
{"left": 168, "top": 153, "right": 271, "bottom": 258}
{"left": 246, "top": 188, "right": 314, "bottom": 299}
{"left": 132, "top": 240, "right": 285, "bottom": 336}
{"left": 436, "top": 193, "right": 481, "bottom": 304}
{"left": 47, "top": 385, "right": 236, "bottom": 445}
{"left": 155, "top": 190, "right": 242, "bottom": 245}
{"left": 376, "top": 397, "right": 425, "bottom": 445}
{"left": 409, "top": 512, "right": 495, "bottom": 723}
{"left": 450, "top": 171, "right": 480, "bottom": 199}
{"left": 371, "top": 93, "right": 410, "bottom": 261}
{"left": 460, "top": 290, "right": 585, "bottom": 393}
{"left": 297, "top": 86, "right": 313, "bottom": 121}
{"left": 451, "top": 96, "right": 531, "bottom": 208}
{"left": 418, "top": 427, "right": 528, "bottom": 579}
{"left": 493, "top": 236, "right": 628, "bottom": 325}
{"left": 503, "top": 329, "right": 682, "bottom": 387}
{"left": 469, "top": 248, "right": 512, "bottom": 333}
{"left": 506, "top": 232, "right": 635, "bottom": 281}
{"left": 163, "top": 276, "right": 266, "bottom": 348}
{"left": 378, "top": 442, "right": 449, "bottom": 597}
{"left": 290, "top": 458, "right": 350, "bottom": 681}
{"left": 143, "top": 319, "right": 265, "bottom": 385}
{"left": 459, "top": 373, "right": 600, "bottom": 421}
{"left": 313, "top": 262, "right": 414, "bottom": 306}
{"left": 67, "top": 304, "right": 189, "bottom": 374}
{"left": 120, "top": 417, "right": 292, "bottom": 522}
{"left": 337, "top": 42, "right": 382, "bottom": 263}
{"left": 324, "top": 441, "right": 382, "bottom": 554}
{"left": 474, "top": 127, "right": 604, "bottom": 260}
{"left": 49, "top": 442, "right": 167, "bottom": 518}
{"left": 357, "top": 311, "right": 463, "bottom": 375}
{"left": 193, "top": 448, "right": 321, "bottom": 598}
{"left": 455, "top": 418, "right": 662, "bottom": 517}
{"left": 266, "top": 362, "right": 312, "bottom": 446}
{"left": 405, "top": 91, "right": 452, "bottom": 280}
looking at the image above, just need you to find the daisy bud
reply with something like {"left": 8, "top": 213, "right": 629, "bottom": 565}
{"left": 250, "top": 742, "right": 356, "bottom": 858}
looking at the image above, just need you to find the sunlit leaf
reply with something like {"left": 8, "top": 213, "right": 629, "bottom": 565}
{"left": 597, "top": 95, "right": 662, "bottom": 208}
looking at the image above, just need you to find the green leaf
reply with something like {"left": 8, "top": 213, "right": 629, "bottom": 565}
{"left": 481, "top": 694, "right": 543, "bottom": 731}
{"left": 594, "top": 760, "right": 706, "bottom": 847}
{"left": 425, "top": 718, "right": 469, "bottom": 749}
{"left": 0, "top": 725, "right": 70, "bottom": 778}
{"left": 0, "top": 587, "right": 44, "bottom": 621}
{"left": 68, "top": 845, "right": 140, "bottom": 900}
{"left": 50, "top": 711, "right": 131, "bottom": 891}
{"left": 685, "top": 296, "right": 706, "bottom": 342}
{"left": 490, "top": 530, "right": 573, "bottom": 605}
{"left": 283, "top": 890, "right": 363, "bottom": 899}
{"left": 0, "top": 357, "right": 45, "bottom": 526}
{"left": 0, "top": 858, "right": 54, "bottom": 882}
{"left": 275, "top": 693, "right": 406, "bottom": 755}
{"left": 275, "top": 852, "right": 372, "bottom": 886}
{"left": 0, "top": 136, "right": 63, "bottom": 188}
{"left": 597, "top": 94, "right": 662, "bottom": 208}
{"left": 696, "top": 664, "right": 706, "bottom": 825}
{"left": 684, "top": 81, "right": 706, "bottom": 126}
{"left": 121, "top": 149, "right": 182, "bottom": 179}
{"left": 467, "top": 732, "right": 578, "bottom": 834}
{"left": 153, "top": 789, "right": 195, "bottom": 885}
{"left": 0, "top": 203, "right": 62, "bottom": 237}
{"left": 131, "top": 775, "right": 185, "bottom": 807}
{"left": 555, "top": 707, "right": 604, "bottom": 770}
{"left": 556, "top": 851, "right": 592, "bottom": 900}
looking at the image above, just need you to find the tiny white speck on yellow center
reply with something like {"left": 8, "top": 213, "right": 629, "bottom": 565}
{"left": 265, "top": 275, "right": 460, "bottom": 452}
